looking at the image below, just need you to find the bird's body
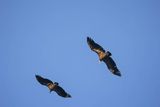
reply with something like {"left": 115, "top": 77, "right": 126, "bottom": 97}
{"left": 47, "top": 83, "right": 56, "bottom": 91}
{"left": 35, "top": 75, "right": 71, "bottom": 98}
{"left": 87, "top": 37, "right": 121, "bottom": 76}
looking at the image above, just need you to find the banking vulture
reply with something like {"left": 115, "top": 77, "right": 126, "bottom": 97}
{"left": 87, "top": 37, "right": 121, "bottom": 76}
{"left": 35, "top": 75, "right": 71, "bottom": 98}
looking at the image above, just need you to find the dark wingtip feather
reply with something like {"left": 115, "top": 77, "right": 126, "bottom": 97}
{"left": 35, "top": 75, "right": 44, "bottom": 83}
{"left": 35, "top": 74, "right": 41, "bottom": 79}
{"left": 113, "top": 71, "right": 121, "bottom": 77}
{"left": 87, "top": 36, "right": 90, "bottom": 42}
{"left": 87, "top": 36, "right": 93, "bottom": 41}
{"left": 87, "top": 37, "right": 94, "bottom": 46}
{"left": 35, "top": 74, "right": 38, "bottom": 78}
{"left": 67, "top": 94, "right": 72, "bottom": 98}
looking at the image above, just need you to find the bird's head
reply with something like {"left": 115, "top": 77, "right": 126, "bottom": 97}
{"left": 54, "top": 82, "right": 59, "bottom": 86}
{"left": 106, "top": 51, "right": 112, "bottom": 56}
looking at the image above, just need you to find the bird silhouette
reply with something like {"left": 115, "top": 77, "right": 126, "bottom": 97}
{"left": 35, "top": 75, "right": 71, "bottom": 98}
{"left": 87, "top": 37, "right": 121, "bottom": 76}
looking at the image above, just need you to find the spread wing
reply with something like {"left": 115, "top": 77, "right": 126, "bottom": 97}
{"left": 35, "top": 75, "right": 53, "bottom": 86}
{"left": 87, "top": 37, "right": 105, "bottom": 54}
{"left": 54, "top": 85, "right": 71, "bottom": 98}
{"left": 103, "top": 57, "right": 121, "bottom": 76}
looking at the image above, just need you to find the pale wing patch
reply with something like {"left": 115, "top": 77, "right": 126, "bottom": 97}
{"left": 92, "top": 48, "right": 102, "bottom": 54}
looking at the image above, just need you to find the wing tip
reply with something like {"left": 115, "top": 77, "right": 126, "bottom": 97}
{"left": 87, "top": 36, "right": 90, "bottom": 42}
{"left": 35, "top": 75, "right": 44, "bottom": 82}
{"left": 87, "top": 36, "right": 92, "bottom": 41}
{"left": 87, "top": 36, "right": 90, "bottom": 39}
{"left": 35, "top": 74, "right": 40, "bottom": 78}
{"left": 63, "top": 93, "right": 71, "bottom": 98}
{"left": 113, "top": 71, "right": 122, "bottom": 77}
{"left": 87, "top": 36, "right": 94, "bottom": 45}
{"left": 67, "top": 94, "right": 72, "bottom": 98}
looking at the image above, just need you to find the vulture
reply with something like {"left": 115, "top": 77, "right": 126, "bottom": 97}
{"left": 87, "top": 37, "right": 121, "bottom": 76}
{"left": 35, "top": 75, "right": 71, "bottom": 98}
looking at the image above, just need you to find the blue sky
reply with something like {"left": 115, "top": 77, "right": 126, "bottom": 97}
{"left": 0, "top": 0, "right": 160, "bottom": 107}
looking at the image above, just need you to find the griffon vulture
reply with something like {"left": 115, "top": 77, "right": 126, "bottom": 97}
{"left": 35, "top": 75, "right": 71, "bottom": 98}
{"left": 87, "top": 37, "right": 121, "bottom": 76}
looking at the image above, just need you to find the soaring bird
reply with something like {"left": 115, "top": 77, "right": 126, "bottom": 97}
{"left": 87, "top": 37, "right": 121, "bottom": 76}
{"left": 35, "top": 75, "right": 71, "bottom": 98}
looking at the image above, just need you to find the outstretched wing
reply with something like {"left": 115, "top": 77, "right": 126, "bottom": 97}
{"left": 87, "top": 37, "right": 105, "bottom": 54}
{"left": 35, "top": 75, "right": 53, "bottom": 86}
{"left": 103, "top": 57, "right": 121, "bottom": 76}
{"left": 54, "top": 86, "right": 71, "bottom": 98}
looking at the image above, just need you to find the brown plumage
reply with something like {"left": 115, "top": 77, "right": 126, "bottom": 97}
{"left": 87, "top": 37, "right": 121, "bottom": 76}
{"left": 35, "top": 75, "right": 71, "bottom": 98}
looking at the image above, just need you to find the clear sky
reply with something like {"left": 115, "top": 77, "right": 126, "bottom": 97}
{"left": 0, "top": 0, "right": 160, "bottom": 107}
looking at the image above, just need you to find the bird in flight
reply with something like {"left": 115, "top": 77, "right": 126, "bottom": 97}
{"left": 87, "top": 37, "right": 121, "bottom": 76}
{"left": 35, "top": 75, "right": 71, "bottom": 98}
